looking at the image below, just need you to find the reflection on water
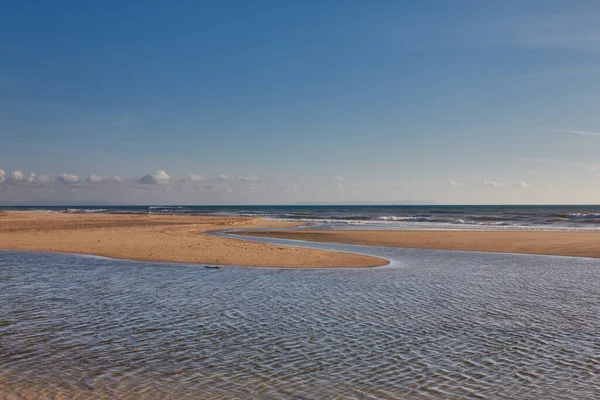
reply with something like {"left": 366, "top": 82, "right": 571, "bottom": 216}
{"left": 1, "top": 247, "right": 600, "bottom": 399}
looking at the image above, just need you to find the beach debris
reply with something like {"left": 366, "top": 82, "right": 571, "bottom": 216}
{"left": 204, "top": 265, "right": 221, "bottom": 269}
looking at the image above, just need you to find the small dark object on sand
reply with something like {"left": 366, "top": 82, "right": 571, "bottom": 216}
{"left": 204, "top": 265, "right": 221, "bottom": 269}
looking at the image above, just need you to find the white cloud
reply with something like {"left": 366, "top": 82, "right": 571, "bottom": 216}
{"left": 514, "top": 181, "right": 532, "bottom": 188}
{"left": 34, "top": 174, "right": 51, "bottom": 184}
{"left": 0, "top": 169, "right": 5, "bottom": 181}
{"left": 446, "top": 180, "right": 462, "bottom": 187}
{"left": 9, "top": 170, "right": 24, "bottom": 182}
{"left": 87, "top": 174, "right": 105, "bottom": 183}
{"left": 333, "top": 176, "right": 345, "bottom": 181}
{"left": 139, "top": 170, "right": 170, "bottom": 185}
{"left": 25, "top": 173, "right": 36, "bottom": 183}
{"left": 24, "top": 173, "right": 50, "bottom": 185}
{"left": 108, "top": 176, "right": 122, "bottom": 183}
{"left": 225, "top": 187, "right": 233, "bottom": 193}
{"left": 219, "top": 174, "right": 230, "bottom": 180}
{"left": 87, "top": 174, "right": 122, "bottom": 184}
{"left": 483, "top": 180, "right": 500, "bottom": 187}
{"left": 56, "top": 173, "right": 80, "bottom": 185}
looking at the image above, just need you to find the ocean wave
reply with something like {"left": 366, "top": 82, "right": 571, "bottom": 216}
{"left": 469, "top": 215, "right": 515, "bottom": 221}
{"left": 559, "top": 212, "right": 600, "bottom": 219}
{"left": 65, "top": 208, "right": 108, "bottom": 214}
{"left": 3, "top": 205, "right": 600, "bottom": 231}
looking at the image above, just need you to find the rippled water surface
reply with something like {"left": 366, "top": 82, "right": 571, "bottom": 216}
{"left": 1, "top": 245, "right": 600, "bottom": 399}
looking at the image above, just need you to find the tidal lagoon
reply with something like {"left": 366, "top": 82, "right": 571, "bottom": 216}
{"left": 2, "top": 240, "right": 599, "bottom": 399}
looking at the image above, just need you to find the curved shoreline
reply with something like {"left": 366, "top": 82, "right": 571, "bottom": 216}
{"left": 208, "top": 228, "right": 393, "bottom": 267}
{"left": 237, "top": 229, "right": 600, "bottom": 260}
{"left": 0, "top": 212, "right": 387, "bottom": 268}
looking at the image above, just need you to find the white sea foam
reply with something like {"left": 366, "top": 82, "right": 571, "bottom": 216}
{"left": 273, "top": 217, "right": 600, "bottom": 232}
{"left": 66, "top": 208, "right": 108, "bottom": 213}
{"left": 562, "top": 212, "right": 600, "bottom": 218}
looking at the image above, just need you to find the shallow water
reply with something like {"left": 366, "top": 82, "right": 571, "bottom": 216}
{"left": 1, "top": 243, "right": 600, "bottom": 399}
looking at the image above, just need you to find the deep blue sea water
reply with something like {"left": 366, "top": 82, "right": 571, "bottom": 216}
{"left": 3, "top": 204, "right": 600, "bottom": 230}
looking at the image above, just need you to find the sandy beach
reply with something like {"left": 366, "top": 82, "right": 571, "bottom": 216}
{"left": 0, "top": 212, "right": 387, "bottom": 268}
{"left": 3, "top": 212, "right": 600, "bottom": 268}
{"left": 239, "top": 229, "right": 600, "bottom": 259}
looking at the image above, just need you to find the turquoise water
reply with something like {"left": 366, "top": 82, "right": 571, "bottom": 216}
{"left": 2, "top": 239, "right": 600, "bottom": 399}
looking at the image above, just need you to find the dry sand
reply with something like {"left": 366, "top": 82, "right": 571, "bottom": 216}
{"left": 239, "top": 229, "right": 600, "bottom": 259}
{"left": 0, "top": 212, "right": 387, "bottom": 268}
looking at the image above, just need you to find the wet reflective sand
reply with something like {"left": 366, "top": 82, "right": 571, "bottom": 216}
{"left": 1, "top": 244, "right": 600, "bottom": 399}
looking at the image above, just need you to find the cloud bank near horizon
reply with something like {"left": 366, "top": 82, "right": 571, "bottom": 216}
{"left": 0, "top": 168, "right": 281, "bottom": 204}
{"left": 0, "top": 167, "right": 546, "bottom": 205}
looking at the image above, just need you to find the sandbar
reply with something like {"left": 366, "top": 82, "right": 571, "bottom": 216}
{"left": 239, "top": 229, "right": 600, "bottom": 259}
{"left": 0, "top": 212, "right": 387, "bottom": 268}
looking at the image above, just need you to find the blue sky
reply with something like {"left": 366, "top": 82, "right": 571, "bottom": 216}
{"left": 2, "top": 0, "right": 600, "bottom": 204}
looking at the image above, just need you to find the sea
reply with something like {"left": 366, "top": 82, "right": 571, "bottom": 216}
{"left": 2, "top": 239, "right": 600, "bottom": 398}
{"left": 2, "top": 205, "right": 600, "bottom": 398}
{"left": 3, "top": 204, "right": 600, "bottom": 230}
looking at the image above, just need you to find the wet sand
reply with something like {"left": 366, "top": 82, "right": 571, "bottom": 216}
{"left": 239, "top": 229, "right": 600, "bottom": 259}
{"left": 0, "top": 212, "right": 387, "bottom": 268}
